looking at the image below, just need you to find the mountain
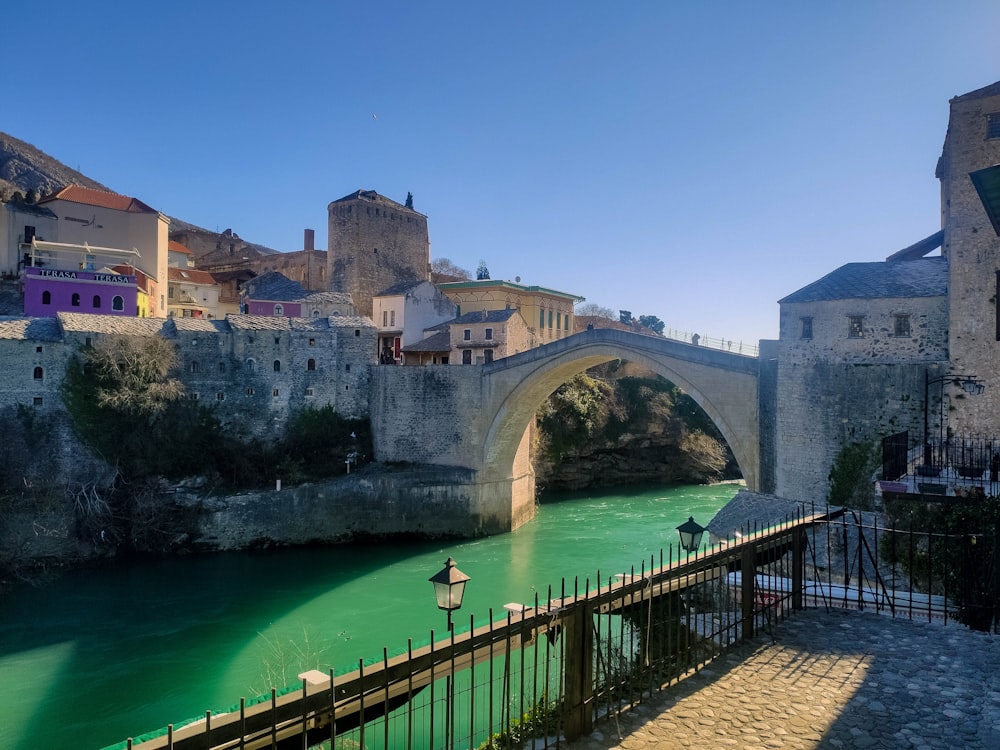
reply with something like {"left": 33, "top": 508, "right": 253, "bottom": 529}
{"left": 0, "top": 132, "right": 110, "bottom": 200}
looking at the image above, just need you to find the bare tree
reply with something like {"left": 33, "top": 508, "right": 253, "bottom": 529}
{"left": 85, "top": 335, "right": 185, "bottom": 416}
{"left": 430, "top": 258, "right": 472, "bottom": 280}
{"left": 575, "top": 303, "right": 616, "bottom": 319}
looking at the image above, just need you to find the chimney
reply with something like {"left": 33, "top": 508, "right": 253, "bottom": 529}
{"left": 304, "top": 228, "right": 315, "bottom": 252}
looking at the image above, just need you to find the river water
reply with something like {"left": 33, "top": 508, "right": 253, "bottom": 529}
{"left": 0, "top": 482, "right": 740, "bottom": 750}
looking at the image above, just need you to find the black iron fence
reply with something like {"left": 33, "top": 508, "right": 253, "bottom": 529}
{"left": 116, "top": 507, "right": 999, "bottom": 750}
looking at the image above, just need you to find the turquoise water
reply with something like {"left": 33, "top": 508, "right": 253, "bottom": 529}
{"left": 0, "top": 482, "right": 739, "bottom": 750}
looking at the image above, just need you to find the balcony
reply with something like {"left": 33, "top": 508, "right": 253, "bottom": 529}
{"left": 881, "top": 431, "right": 1000, "bottom": 499}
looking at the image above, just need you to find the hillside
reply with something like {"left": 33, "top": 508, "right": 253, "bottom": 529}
{"left": 0, "top": 132, "right": 279, "bottom": 257}
{"left": 0, "top": 132, "right": 110, "bottom": 199}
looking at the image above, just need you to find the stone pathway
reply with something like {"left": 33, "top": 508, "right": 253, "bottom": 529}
{"left": 564, "top": 608, "right": 1000, "bottom": 749}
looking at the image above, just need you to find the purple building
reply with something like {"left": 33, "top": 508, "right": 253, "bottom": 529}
{"left": 23, "top": 267, "right": 138, "bottom": 317}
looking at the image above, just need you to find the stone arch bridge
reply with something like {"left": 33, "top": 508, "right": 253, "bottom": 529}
{"left": 371, "top": 329, "right": 769, "bottom": 535}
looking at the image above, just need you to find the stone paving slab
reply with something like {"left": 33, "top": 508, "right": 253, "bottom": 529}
{"left": 564, "top": 608, "right": 1000, "bottom": 749}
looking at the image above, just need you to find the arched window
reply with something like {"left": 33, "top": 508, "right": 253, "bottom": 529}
{"left": 312, "top": 309, "right": 321, "bottom": 317}
{"left": 93, "top": 295, "right": 101, "bottom": 309}
{"left": 41, "top": 290, "right": 51, "bottom": 305}
{"left": 273, "top": 360, "right": 281, "bottom": 372}
{"left": 245, "top": 358, "right": 256, "bottom": 372}
{"left": 307, "top": 358, "right": 316, "bottom": 371}
{"left": 33, "top": 366, "right": 43, "bottom": 380}
{"left": 274, "top": 304, "right": 283, "bottom": 316}
{"left": 112, "top": 296, "right": 124, "bottom": 311}
{"left": 71, "top": 293, "right": 81, "bottom": 307}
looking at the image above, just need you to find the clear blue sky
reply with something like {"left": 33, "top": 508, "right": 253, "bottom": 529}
{"left": 6, "top": 1, "right": 1000, "bottom": 345}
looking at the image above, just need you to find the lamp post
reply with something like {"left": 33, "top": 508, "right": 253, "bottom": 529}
{"left": 923, "top": 371, "right": 985, "bottom": 469}
{"left": 676, "top": 516, "right": 706, "bottom": 553}
{"left": 429, "top": 557, "right": 469, "bottom": 748}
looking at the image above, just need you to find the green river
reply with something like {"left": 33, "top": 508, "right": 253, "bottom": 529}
{"left": 0, "top": 482, "right": 740, "bottom": 749}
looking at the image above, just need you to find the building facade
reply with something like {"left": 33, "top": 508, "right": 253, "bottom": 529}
{"left": 327, "top": 190, "right": 430, "bottom": 320}
{"left": 372, "top": 280, "right": 456, "bottom": 364}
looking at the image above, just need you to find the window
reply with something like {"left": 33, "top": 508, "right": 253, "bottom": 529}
{"left": 462, "top": 349, "right": 473, "bottom": 364}
{"left": 383, "top": 310, "right": 388, "bottom": 326}
{"left": 35, "top": 346, "right": 42, "bottom": 353}
{"left": 272, "top": 388, "right": 280, "bottom": 397}
{"left": 93, "top": 295, "right": 101, "bottom": 309}
{"left": 71, "top": 293, "right": 81, "bottom": 307}
{"left": 189, "top": 393, "right": 200, "bottom": 401}
{"left": 246, "top": 387, "right": 255, "bottom": 396}
{"left": 390, "top": 310, "right": 395, "bottom": 326}
{"left": 273, "top": 360, "right": 281, "bottom": 372}
{"left": 42, "top": 290, "right": 51, "bottom": 305}
{"left": 565, "top": 316, "right": 571, "bottom": 331}
{"left": 33, "top": 366, "right": 43, "bottom": 380}
{"left": 894, "top": 314, "right": 911, "bottom": 337}
{"left": 485, "top": 328, "right": 493, "bottom": 340}
{"left": 305, "top": 388, "right": 314, "bottom": 396}
{"left": 456, "top": 305, "right": 461, "bottom": 317}
{"left": 190, "top": 361, "right": 200, "bottom": 373}
{"left": 355, "top": 329, "right": 360, "bottom": 336}
{"left": 112, "top": 296, "right": 124, "bottom": 311}
{"left": 168, "top": 286, "right": 175, "bottom": 299}
{"left": 345, "top": 364, "right": 351, "bottom": 373}
{"left": 274, "top": 304, "right": 283, "bottom": 316}
{"left": 848, "top": 316, "right": 865, "bottom": 338}
{"left": 245, "top": 358, "right": 256, "bottom": 372}
{"left": 218, "top": 362, "right": 226, "bottom": 373}
{"left": 274, "top": 337, "right": 280, "bottom": 345}
{"left": 988, "top": 113, "right": 1000, "bottom": 140}
{"left": 216, "top": 392, "right": 225, "bottom": 401}
{"left": 801, "top": 317, "right": 813, "bottom": 339}
{"left": 539, "top": 309, "right": 545, "bottom": 328}
{"left": 33, "top": 396, "right": 43, "bottom": 406}
{"left": 307, "top": 358, "right": 316, "bottom": 371}
{"left": 309, "top": 338, "right": 316, "bottom": 347}
{"left": 312, "top": 309, "right": 321, "bottom": 317}
{"left": 484, "top": 349, "right": 494, "bottom": 364}
{"left": 464, "top": 329, "right": 471, "bottom": 341}
{"left": 548, "top": 310, "right": 553, "bottom": 328}
{"left": 557, "top": 313, "right": 562, "bottom": 330}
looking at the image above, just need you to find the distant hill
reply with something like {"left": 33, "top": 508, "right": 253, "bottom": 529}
{"left": 0, "top": 131, "right": 279, "bottom": 256}
{"left": 0, "top": 132, "right": 110, "bottom": 200}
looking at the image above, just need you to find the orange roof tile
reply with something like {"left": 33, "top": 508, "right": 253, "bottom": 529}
{"left": 168, "top": 240, "right": 193, "bottom": 255}
{"left": 168, "top": 267, "right": 218, "bottom": 285}
{"left": 39, "top": 185, "right": 158, "bottom": 214}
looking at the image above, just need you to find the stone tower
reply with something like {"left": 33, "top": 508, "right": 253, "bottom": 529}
{"left": 936, "top": 81, "right": 1000, "bottom": 433}
{"left": 327, "top": 190, "right": 430, "bottom": 319}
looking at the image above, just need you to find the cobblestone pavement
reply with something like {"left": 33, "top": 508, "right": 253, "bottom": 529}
{"left": 564, "top": 608, "right": 1000, "bottom": 749}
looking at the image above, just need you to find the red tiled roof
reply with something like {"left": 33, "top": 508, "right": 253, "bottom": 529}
{"left": 38, "top": 185, "right": 158, "bottom": 214}
{"left": 168, "top": 240, "right": 192, "bottom": 255}
{"left": 168, "top": 267, "right": 218, "bottom": 285}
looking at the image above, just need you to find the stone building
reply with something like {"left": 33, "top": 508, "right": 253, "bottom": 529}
{"left": 0, "top": 312, "right": 376, "bottom": 444}
{"left": 436, "top": 278, "right": 582, "bottom": 346}
{"left": 448, "top": 308, "right": 532, "bottom": 365}
{"left": 372, "top": 280, "right": 456, "bottom": 364}
{"left": 327, "top": 190, "right": 430, "bottom": 320}
{"left": 772, "top": 79, "right": 1000, "bottom": 503}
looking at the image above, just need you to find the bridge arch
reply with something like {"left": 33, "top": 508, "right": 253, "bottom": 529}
{"left": 480, "top": 329, "right": 760, "bottom": 493}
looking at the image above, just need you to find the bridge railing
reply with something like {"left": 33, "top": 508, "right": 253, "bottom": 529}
{"left": 116, "top": 507, "right": 987, "bottom": 750}
{"left": 661, "top": 328, "right": 758, "bottom": 357}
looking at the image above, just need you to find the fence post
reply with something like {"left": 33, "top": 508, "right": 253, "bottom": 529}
{"left": 562, "top": 601, "right": 594, "bottom": 741}
{"left": 741, "top": 547, "right": 757, "bottom": 641}
{"left": 792, "top": 527, "right": 804, "bottom": 611}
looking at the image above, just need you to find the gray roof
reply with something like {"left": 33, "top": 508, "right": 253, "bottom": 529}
{"left": 375, "top": 279, "right": 429, "bottom": 297}
{"left": 57, "top": 312, "right": 176, "bottom": 337}
{"left": 171, "top": 318, "right": 232, "bottom": 334}
{"left": 225, "top": 314, "right": 375, "bottom": 331}
{"left": 0, "top": 316, "right": 62, "bottom": 341}
{"left": 302, "top": 290, "right": 354, "bottom": 306}
{"left": 244, "top": 271, "right": 308, "bottom": 302}
{"left": 452, "top": 308, "right": 520, "bottom": 325}
{"left": 401, "top": 330, "right": 452, "bottom": 352}
{"left": 779, "top": 258, "right": 947, "bottom": 304}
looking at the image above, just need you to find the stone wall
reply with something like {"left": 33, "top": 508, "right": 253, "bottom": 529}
{"left": 328, "top": 192, "right": 430, "bottom": 319}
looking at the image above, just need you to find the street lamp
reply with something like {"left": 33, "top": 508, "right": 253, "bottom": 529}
{"left": 676, "top": 516, "right": 706, "bottom": 553}
{"left": 429, "top": 556, "right": 470, "bottom": 631}
{"left": 923, "top": 371, "right": 985, "bottom": 469}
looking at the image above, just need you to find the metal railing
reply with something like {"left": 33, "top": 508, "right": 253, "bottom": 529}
{"left": 661, "top": 328, "right": 759, "bottom": 358}
{"left": 882, "top": 431, "right": 1000, "bottom": 498}
{"left": 116, "top": 507, "right": 995, "bottom": 750}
